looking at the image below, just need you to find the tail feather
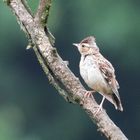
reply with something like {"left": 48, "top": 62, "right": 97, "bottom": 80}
{"left": 112, "top": 94, "right": 123, "bottom": 111}
{"left": 101, "top": 92, "right": 123, "bottom": 111}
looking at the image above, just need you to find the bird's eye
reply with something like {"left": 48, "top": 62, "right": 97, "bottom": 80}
{"left": 81, "top": 44, "right": 85, "bottom": 48}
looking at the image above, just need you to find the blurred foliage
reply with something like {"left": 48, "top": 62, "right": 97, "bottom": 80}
{"left": 0, "top": 0, "right": 140, "bottom": 140}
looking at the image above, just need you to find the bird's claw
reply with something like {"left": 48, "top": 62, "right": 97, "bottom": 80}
{"left": 84, "top": 90, "right": 96, "bottom": 98}
{"left": 93, "top": 105, "right": 103, "bottom": 116}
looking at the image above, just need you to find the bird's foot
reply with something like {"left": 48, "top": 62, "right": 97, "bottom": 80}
{"left": 94, "top": 104, "right": 103, "bottom": 116}
{"left": 84, "top": 90, "right": 96, "bottom": 98}
{"left": 80, "top": 90, "right": 96, "bottom": 105}
{"left": 94, "top": 96, "right": 105, "bottom": 116}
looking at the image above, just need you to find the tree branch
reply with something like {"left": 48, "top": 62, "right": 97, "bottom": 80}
{"left": 5, "top": 0, "right": 128, "bottom": 139}
{"left": 21, "top": 0, "right": 33, "bottom": 16}
{"left": 33, "top": 46, "right": 69, "bottom": 102}
{"left": 35, "top": 0, "right": 52, "bottom": 26}
{"left": 35, "top": 0, "right": 55, "bottom": 47}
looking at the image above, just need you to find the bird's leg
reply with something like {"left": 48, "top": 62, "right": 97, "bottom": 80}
{"left": 94, "top": 96, "right": 105, "bottom": 116}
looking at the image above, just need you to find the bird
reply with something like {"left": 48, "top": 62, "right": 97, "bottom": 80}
{"left": 73, "top": 36, "right": 123, "bottom": 113}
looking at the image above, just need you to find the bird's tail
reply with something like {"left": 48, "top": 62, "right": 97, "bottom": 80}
{"left": 103, "top": 93, "right": 123, "bottom": 111}
{"left": 112, "top": 93, "right": 123, "bottom": 111}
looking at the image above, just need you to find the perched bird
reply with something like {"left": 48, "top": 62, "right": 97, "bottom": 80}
{"left": 73, "top": 36, "right": 123, "bottom": 113}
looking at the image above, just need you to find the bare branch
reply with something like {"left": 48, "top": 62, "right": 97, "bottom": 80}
{"left": 35, "top": 0, "right": 52, "bottom": 26}
{"left": 5, "top": 0, "right": 128, "bottom": 140}
{"left": 21, "top": 0, "right": 33, "bottom": 16}
{"left": 35, "top": 0, "right": 55, "bottom": 47}
{"left": 33, "top": 46, "right": 70, "bottom": 102}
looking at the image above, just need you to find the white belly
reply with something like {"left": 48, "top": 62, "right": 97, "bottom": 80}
{"left": 80, "top": 55, "right": 110, "bottom": 93}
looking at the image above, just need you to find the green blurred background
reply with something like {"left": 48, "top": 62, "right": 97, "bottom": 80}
{"left": 0, "top": 0, "right": 140, "bottom": 139}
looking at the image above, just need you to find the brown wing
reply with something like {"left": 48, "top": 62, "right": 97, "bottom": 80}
{"left": 97, "top": 55, "right": 120, "bottom": 98}
{"left": 94, "top": 54, "right": 123, "bottom": 111}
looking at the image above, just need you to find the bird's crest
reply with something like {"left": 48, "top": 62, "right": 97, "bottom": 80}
{"left": 80, "top": 36, "right": 95, "bottom": 44}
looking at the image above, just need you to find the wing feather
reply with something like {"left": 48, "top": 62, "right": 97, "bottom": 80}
{"left": 97, "top": 55, "right": 120, "bottom": 98}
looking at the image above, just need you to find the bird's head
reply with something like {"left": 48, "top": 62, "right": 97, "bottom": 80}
{"left": 73, "top": 36, "right": 99, "bottom": 56}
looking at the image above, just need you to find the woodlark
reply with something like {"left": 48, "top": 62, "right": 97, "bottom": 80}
{"left": 73, "top": 36, "right": 123, "bottom": 113}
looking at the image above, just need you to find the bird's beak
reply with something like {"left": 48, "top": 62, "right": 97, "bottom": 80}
{"left": 73, "top": 43, "right": 79, "bottom": 47}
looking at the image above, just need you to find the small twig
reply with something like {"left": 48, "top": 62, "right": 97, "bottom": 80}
{"left": 35, "top": 0, "right": 52, "bottom": 26}
{"left": 21, "top": 0, "right": 33, "bottom": 17}
{"left": 35, "top": 0, "right": 55, "bottom": 47}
